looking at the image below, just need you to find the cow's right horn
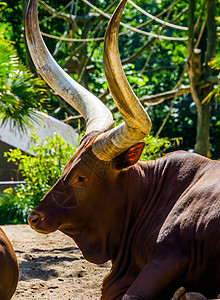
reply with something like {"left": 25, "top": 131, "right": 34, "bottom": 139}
{"left": 92, "top": 0, "right": 152, "bottom": 161}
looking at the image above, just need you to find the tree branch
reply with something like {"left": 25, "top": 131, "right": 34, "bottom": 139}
{"left": 41, "top": 31, "right": 104, "bottom": 42}
{"left": 40, "top": 0, "right": 188, "bottom": 44}
{"left": 141, "top": 85, "right": 190, "bottom": 105}
{"left": 81, "top": 0, "right": 187, "bottom": 41}
{"left": 127, "top": 0, "right": 188, "bottom": 31}
{"left": 122, "top": 39, "right": 155, "bottom": 65}
{"left": 38, "top": 0, "right": 77, "bottom": 26}
{"left": 62, "top": 77, "right": 218, "bottom": 124}
{"left": 187, "top": 0, "right": 201, "bottom": 110}
{"left": 193, "top": 0, "right": 208, "bottom": 33}
{"left": 121, "top": 4, "right": 188, "bottom": 66}
{"left": 129, "top": 0, "right": 178, "bottom": 91}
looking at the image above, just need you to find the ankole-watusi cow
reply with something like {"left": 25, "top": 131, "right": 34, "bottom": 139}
{"left": 26, "top": 0, "right": 220, "bottom": 299}
{"left": 0, "top": 228, "right": 18, "bottom": 300}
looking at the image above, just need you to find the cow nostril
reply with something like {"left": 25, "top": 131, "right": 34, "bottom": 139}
{"left": 28, "top": 214, "right": 40, "bottom": 227}
{"left": 32, "top": 215, "right": 40, "bottom": 224}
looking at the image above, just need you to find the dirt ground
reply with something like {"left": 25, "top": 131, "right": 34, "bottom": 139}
{"left": 2, "top": 224, "right": 111, "bottom": 300}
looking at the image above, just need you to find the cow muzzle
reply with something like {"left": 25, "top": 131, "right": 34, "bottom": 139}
{"left": 27, "top": 211, "right": 57, "bottom": 234}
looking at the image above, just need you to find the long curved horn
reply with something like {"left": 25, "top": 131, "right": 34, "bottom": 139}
{"left": 25, "top": 0, "right": 113, "bottom": 135}
{"left": 92, "top": 0, "right": 152, "bottom": 161}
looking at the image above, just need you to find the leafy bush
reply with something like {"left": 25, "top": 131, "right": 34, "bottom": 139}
{"left": 141, "top": 135, "right": 177, "bottom": 161}
{"left": 0, "top": 133, "right": 76, "bottom": 224}
{"left": 0, "top": 189, "right": 30, "bottom": 224}
{"left": 5, "top": 132, "right": 76, "bottom": 206}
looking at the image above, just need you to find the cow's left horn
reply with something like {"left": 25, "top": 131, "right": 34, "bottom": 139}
{"left": 92, "top": 0, "right": 152, "bottom": 161}
{"left": 25, "top": 0, "right": 113, "bottom": 135}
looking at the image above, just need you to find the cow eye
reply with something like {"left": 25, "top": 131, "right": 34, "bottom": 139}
{"left": 76, "top": 175, "right": 87, "bottom": 183}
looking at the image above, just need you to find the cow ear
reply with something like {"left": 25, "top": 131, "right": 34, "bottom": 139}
{"left": 114, "top": 142, "right": 145, "bottom": 170}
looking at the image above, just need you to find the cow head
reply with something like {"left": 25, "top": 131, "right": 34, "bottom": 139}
{"left": 26, "top": 0, "right": 151, "bottom": 263}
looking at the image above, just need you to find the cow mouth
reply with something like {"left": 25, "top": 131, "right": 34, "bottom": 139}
{"left": 29, "top": 222, "right": 59, "bottom": 235}
{"left": 32, "top": 228, "right": 52, "bottom": 234}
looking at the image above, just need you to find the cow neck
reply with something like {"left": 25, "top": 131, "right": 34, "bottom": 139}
{"left": 102, "top": 158, "right": 175, "bottom": 299}
{"left": 101, "top": 162, "right": 149, "bottom": 298}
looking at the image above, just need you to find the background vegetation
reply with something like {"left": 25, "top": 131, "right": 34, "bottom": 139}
{"left": 0, "top": 34, "right": 48, "bottom": 130}
{"left": 0, "top": 0, "right": 219, "bottom": 223}
{"left": 0, "top": 134, "right": 76, "bottom": 224}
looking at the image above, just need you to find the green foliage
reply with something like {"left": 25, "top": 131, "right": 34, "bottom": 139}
{"left": 0, "top": 36, "right": 18, "bottom": 78}
{"left": 0, "top": 1, "right": 24, "bottom": 60}
{"left": 202, "top": 54, "right": 220, "bottom": 104}
{"left": 0, "top": 190, "right": 30, "bottom": 225}
{"left": 141, "top": 134, "right": 176, "bottom": 161}
{"left": 209, "top": 54, "right": 220, "bottom": 70}
{"left": 0, "top": 35, "right": 49, "bottom": 130}
{"left": 1, "top": 133, "right": 76, "bottom": 224}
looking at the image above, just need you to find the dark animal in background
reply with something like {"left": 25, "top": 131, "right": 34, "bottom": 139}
{"left": 0, "top": 228, "right": 18, "bottom": 300}
{"left": 26, "top": 0, "right": 220, "bottom": 299}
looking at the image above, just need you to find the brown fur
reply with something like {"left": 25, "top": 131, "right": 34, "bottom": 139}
{"left": 0, "top": 228, "right": 18, "bottom": 300}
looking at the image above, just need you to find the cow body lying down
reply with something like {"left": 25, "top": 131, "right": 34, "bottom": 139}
{"left": 28, "top": 148, "right": 220, "bottom": 299}
{"left": 0, "top": 228, "right": 18, "bottom": 300}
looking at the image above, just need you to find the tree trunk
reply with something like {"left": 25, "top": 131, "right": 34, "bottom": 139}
{"left": 187, "top": 0, "right": 216, "bottom": 157}
{"left": 195, "top": 103, "right": 211, "bottom": 157}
